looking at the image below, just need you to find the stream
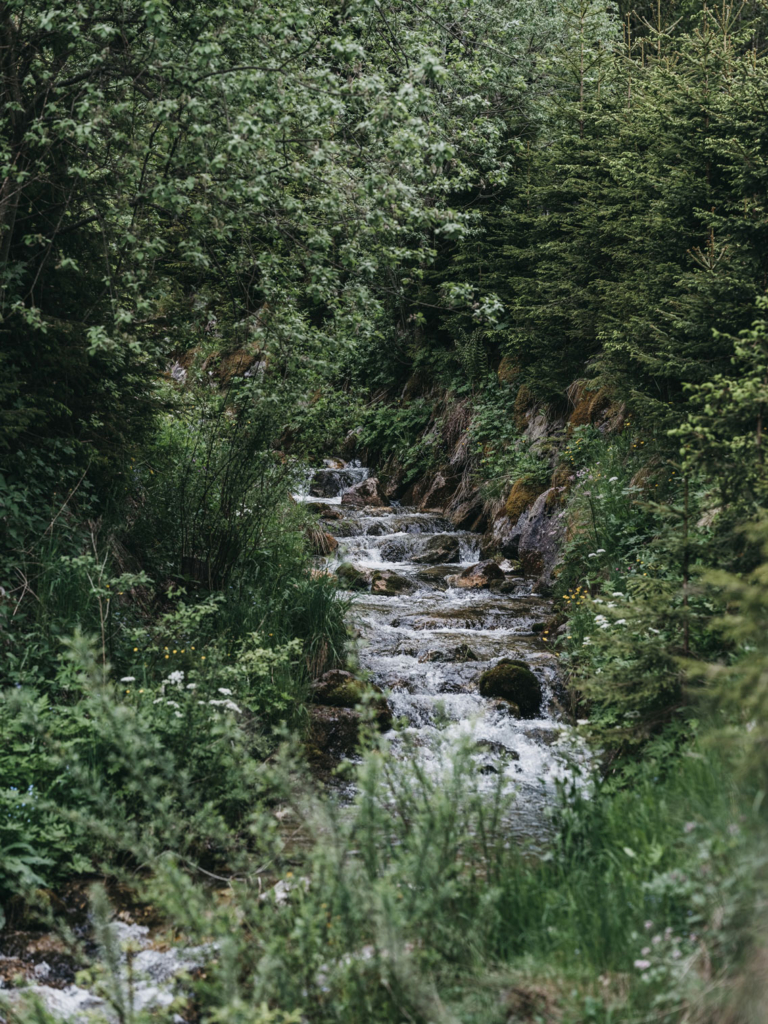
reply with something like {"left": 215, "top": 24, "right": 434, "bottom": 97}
{"left": 303, "top": 462, "right": 589, "bottom": 836}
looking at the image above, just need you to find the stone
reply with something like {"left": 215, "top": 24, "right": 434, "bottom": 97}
{"left": 371, "top": 570, "right": 415, "bottom": 596}
{"left": 307, "top": 705, "right": 362, "bottom": 756}
{"left": 477, "top": 659, "right": 542, "bottom": 719}
{"left": 418, "top": 643, "right": 478, "bottom": 664}
{"left": 312, "top": 670, "right": 393, "bottom": 731}
{"left": 414, "top": 565, "right": 454, "bottom": 590}
{"left": 411, "top": 534, "right": 461, "bottom": 564}
{"left": 474, "top": 739, "right": 520, "bottom": 761}
{"left": 448, "top": 496, "right": 487, "bottom": 532}
{"left": 453, "top": 559, "right": 505, "bottom": 589}
{"left": 341, "top": 476, "right": 389, "bottom": 508}
{"left": 336, "top": 562, "right": 371, "bottom": 590}
{"left": 305, "top": 502, "right": 343, "bottom": 520}
{"left": 418, "top": 472, "right": 460, "bottom": 511}
{"left": 310, "top": 469, "right": 347, "bottom": 497}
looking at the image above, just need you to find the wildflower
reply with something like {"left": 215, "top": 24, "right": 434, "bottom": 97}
{"left": 165, "top": 700, "right": 181, "bottom": 709}
{"left": 596, "top": 548, "right": 606, "bottom": 554}
{"left": 186, "top": 683, "right": 197, "bottom": 690}
{"left": 614, "top": 618, "right": 627, "bottom": 625}
{"left": 648, "top": 627, "right": 660, "bottom": 634}
{"left": 588, "top": 552, "right": 597, "bottom": 558}
{"left": 611, "top": 592, "right": 624, "bottom": 597}
{"left": 633, "top": 959, "right": 651, "bottom": 970}
{"left": 684, "top": 821, "right": 697, "bottom": 833}
{"left": 167, "top": 670, "right": 184, "bottom": 685}
{"left": 608, "top": 476, "right": 618, "bottom": 482}
{"left": 120, "top": 676, "right": 136, "bottom": 683}
{"left": 645, "top": 920, "right": 654, "bottom": 931}
{"left": 208, "top": 698, "right": 242, "bottom": 713}
{"left": 218, "top": 687, "right": 233, "bottom": 695}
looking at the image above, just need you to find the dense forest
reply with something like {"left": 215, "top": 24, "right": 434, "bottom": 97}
{"left": 2, "top": 0, "right": 768, "bottom": 1020}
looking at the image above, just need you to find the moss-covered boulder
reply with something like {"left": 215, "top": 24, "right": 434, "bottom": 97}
{"left": 336, "top": 562, "right": 371, "bottom": 590}
{"left": 477, "top": 659, "right": 542, "bottom": 718}
{"left": 312, "top": 670, "right": 393, "bottom": 731}
{"left": 371, "top": 570, "right": 415, "bottom": 596}
{"left": 504, "top": 477, "right": 547, "bottom": 525}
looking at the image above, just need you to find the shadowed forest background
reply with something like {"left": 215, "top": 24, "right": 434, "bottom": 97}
{"left": 2, "top": 0, "right": 768, "bottom": 1020}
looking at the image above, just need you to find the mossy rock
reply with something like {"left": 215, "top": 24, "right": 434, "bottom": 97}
{"left": 478, "top": 659, "right": 542, "bottom": 718}
{"left": 497, "top": 355, "right": 521, "bottom": 386}
{"left": 504, "top": 477, "right": 546, "bottom": 525}
{"left": 336, "top": 562, "right": 371, "bottom": 590}
{"left": 312, "top": 670, "right": 393, "bottom": 730}
{"left": 513, "top": 384, "right": 535, "bottom": 430}
{"left": 371, "top": 570, "right": 415, "bottom": 596}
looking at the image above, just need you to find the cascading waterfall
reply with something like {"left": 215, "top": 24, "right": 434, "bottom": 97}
{"left": 298, "top": 462, "right": 590, "bottom": 836}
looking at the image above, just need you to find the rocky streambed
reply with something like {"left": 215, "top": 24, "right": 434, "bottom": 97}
{"left": 300, "top": 462, "right": 590, "bottom": 836}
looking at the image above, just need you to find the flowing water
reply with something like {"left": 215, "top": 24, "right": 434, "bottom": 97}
{"left": 300, "top": 462, "right": 590, "bottom": 838}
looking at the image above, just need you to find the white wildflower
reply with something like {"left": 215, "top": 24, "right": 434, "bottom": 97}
{"left": 611, "top": 591, "right": 625, "bottom": 597}
{"left": 167, "top": 670, "right": 185, "bottom": 686}
{"left": 120, "top": 676, "right": 136, "bottom": 683}
{"left": 165, "top": 700, "right": 180, "bottom": 709}
{"left": 186, "top": 683, "right": 196, "bottom": 690}
{"left": 648, "top": 627, "right": 660, "bottom": 634}
{"left": 174, "top": 712, "right": 183, "bottom": 719}
{"left": 634, "top": 959, "right": 651, "bottom": 970}
{"left": 153, "top": 698, "right": 163, "bottom": 704}
{"left": 608, "top": 476, "right": 619, "bottom": 483}
{"left": 596, "top": 548, "right": 606, "bottom": 554}
{"left": 614, "top": 618, "right": 627, "bottom": 625}
{"left": 217, "top": 687, "right": 233, "bottom": 696}
{"left": 588, "top": 552, "right": 597, "bottom": 558}
{"left": 208, "top": 699, "right": 242, "bottom": 714}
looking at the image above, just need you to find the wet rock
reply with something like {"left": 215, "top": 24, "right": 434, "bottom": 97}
{"left": 341, "top": 477, "right": 389, "bottom": 508}
{"left": 418, "top": 471, "right": 460, "bottom": 511}
{"left": 413, "top": 565, "right": 453, "bottom": 590}
{"left": 474, "top": 739, "right": 520, "bottom": 760}
{"left": 449, "top": 500, "right": 487, "bottom": 532}
{"left": 488, "top": 578, "right": 521, "bottom": 595}
{"left": 477, "top": 659, "right": 542, "bottom": 718}
{"left": 418, "top": 643, "right": 478, "bottom": 664}
{"left": 313, "top": 669, "right": 368, "bottom": 707}
{"left": 489, "top": 698, "right": 521, "bottom": 717}
{"left": 523, "top": 727, "right": 562, "bottom": 747}
{"left": 483, "top": 488, "right": 565, "bottom": 591}
{"left": 336, "top": 562, "right": 371, "bottom": 590}
{"left": 305, "top": 502, "right": 343, "bottom": 520}
{"left": 371, "top": 570, "right": 415, "bottom": 596}
{"left": 411, "top": 534, "right": 461, "bottom": 564}
{"left": 310, "top": 468, "right": 348, "bottom": 497}
{"left": 364, "top": 522, "right": 389, "bottom": 536}
{"left": 307, "top": 705, "right": 362, "bottom": 756}
{"left": 454, "top": 559, "right": 505, "bottom": 589}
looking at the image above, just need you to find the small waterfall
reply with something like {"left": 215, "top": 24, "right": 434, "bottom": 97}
{"left": 310, "top": 466, "right": 590, "bottom": 837}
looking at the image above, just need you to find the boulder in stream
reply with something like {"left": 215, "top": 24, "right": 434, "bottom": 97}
{"left": 453, "top": 559, "right": 504, "bottom": 589}
{"left": 341, "top": 476, "right": 389, "bottom": 508}
{"left": 411, "top": 534, "right": 461, "bottom": 564}
{"left": 336, "top": 562, "right": 371, "bottom": 590}
{"left": 371, "top": 570, "right": 415, "bottom": 596}
{"left": 305, "top": 502, "right": 343, "bottom": 520}
{"left": 477, "top": 659, "right": 542, "bottom": 718}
